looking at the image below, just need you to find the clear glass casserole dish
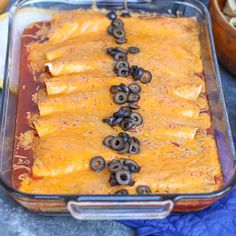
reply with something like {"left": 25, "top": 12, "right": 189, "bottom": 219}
{"left": 0, "top": 0, "right": 235, "bottom": 220}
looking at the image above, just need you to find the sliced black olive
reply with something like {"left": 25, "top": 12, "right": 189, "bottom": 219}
{"left": 117, "top": 67, "right": 129, "bottom": 77}
{"left": 120, "top": 118, "right": 133, "bottom": 131}
{"left": 128, "top": 47, "right": 140, "bottom": 54}
{"left": 121, "top": 11, "right": 131, "bottom": 18}
{"left": 129, "top": 180, "right": 136, "bottom": 186}
{"left": 116, "top": 38, "right": 127, "bottom": 44}
{"left": 114, "top": 189, "right": 129, "bottom": 195}
{"left": 108, "top": 159, "right": 120, "bottom": 168}
{"left": 112, "top": 18, "right": 124, "bottom": 28}
{"left": 111, "top": 117, "right": 123, "bottom": 126}
{"left": 115, "top": 61, "right": 129, "bottom": 71}
{"left": 127, "top": 94, "right": 140, "bottom": 103}
{"left": 128, "top": 103, "right": 140, "bottom": 110}
{"left": 110, "top": 136, "right": 126, "bottom": 151}
{"left": 113, "top": 27, "right": 125, "bottom": 39}
{"left": 108, "top": 161, "right": 123, "bottom": 173}
{"left": 124, "top": 159, "right": 140, "bottom": 173}
{"left": 139, "top": 70, "right": 152, "bottom": 84}
{"left": 123, "top": 165, "right": 129, "bottom": 171}
{"left": 129, "top": 65, "right": 140, "bottom": 77}
{"left": 115, "top": 170, "right": 131, "bottom": 185}
{"left": 107, "top": 25, "right": 114, "bottom": 35}
{"left": 103, "top": 135, "right": 115, "bottom": 148}
{"left": 90, "top": 156, "right": 106, "bottom": 172}
{"left": 129, "top": 141, "right": 140, "bottom": 154}
{"left": 118, "top": 132, "right": 131, "bottom": 143}
{"left": 107, "top": 11, "right": 117, "bottom": 20}
{"left": 103, "top": 117, "right": 116, "bottom": 126}
{"left": 119, "top": 158, "right": 127, "bottom": 166}
{"left": 128, "top": 83, "right": 141, "bottom": 94}
{"left": 116, "top": 47, "right": 127, "bottom": 54}
{"left": 108, "top": 159, "right": 120, "bottom": 164}
{"left": 110, "top": 85, "right": 122, "bottom": 94}
{"left": 107, "top": 47, "right": 117, "bottom": 56}
{"left": 134, "top": 67, "right": 145, "bottom": 81}
{"left": 136, "top": 185, "right": 152, "bottom": 194}
{"left": 130, "top": 136, "right": 140, "bottom": 145}
{"left": 113, "top": 91, "right": 128, "bottom": 104}
{"left": 118, "top": 142, "right": 130, "bottom": 154}
{"left": 109, "top": 173, "right": 118, "bottom": 186}
{"left": 115, "top": 60, "right": 129, "bottom": 70}
{"left": 114, "top": 52, "right": 127, "bottom": 61}
{"left": 130, "top": 112, "right": 143, "bottom": 126}
{"left": 120, "top": 83, "right": 130, "bottom": 94}
{"left": 113, "top": 106, "right": 132, "bottom": 118}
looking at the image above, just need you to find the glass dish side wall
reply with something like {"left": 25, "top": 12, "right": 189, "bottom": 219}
{"left": 0, "top": 0, "right": 235, "bottom": 218}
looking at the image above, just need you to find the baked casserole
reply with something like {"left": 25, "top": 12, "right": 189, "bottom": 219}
{"left": 13, "top": 9, "right": 223, "bottom": 195}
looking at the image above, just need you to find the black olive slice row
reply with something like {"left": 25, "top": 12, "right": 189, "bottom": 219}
{"left": 107, "top": 158, "right": 141, "bottom": 187}
{"left": 111, "top": 88, "right": 141, "bottom": 105}
{"left": 110, "top": 83, "right": 141, "bottom": 97}
{"left": 106, "top": 15, "right": 127, "bottom": 45}
{"left": 89, "top": 156, "right": 141, "bottom": 189}
{"left": 109, "top": 158, "right": 141, "bottom": 174}
{"left": 103, "top": 108, "right": 143, "bottom": 131}
{"left": 103, "top": 134, "right": 140, "bottom": 154}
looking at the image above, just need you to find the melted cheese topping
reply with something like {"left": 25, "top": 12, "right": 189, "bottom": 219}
{"left": 19, "top": 10, "right": 223, "bottom": 194}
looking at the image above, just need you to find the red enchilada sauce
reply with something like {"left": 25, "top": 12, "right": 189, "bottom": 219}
{"left": 12, "top": 22, "right": 49, "bottom": 188}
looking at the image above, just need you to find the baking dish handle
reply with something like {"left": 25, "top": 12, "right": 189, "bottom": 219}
{"left": 67, "top": 199, "right": 174, "bottom": 220}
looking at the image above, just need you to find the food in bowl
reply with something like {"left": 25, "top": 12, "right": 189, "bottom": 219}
{"left": 223, "top": 0, "right": 236, "bottom": 27}
{"left": 13, "top": 9, "right": 223, "bottom": 195}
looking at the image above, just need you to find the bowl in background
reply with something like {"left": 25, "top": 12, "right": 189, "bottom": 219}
{"left": 209, "top": 0, "right": 236, "bottom": 75}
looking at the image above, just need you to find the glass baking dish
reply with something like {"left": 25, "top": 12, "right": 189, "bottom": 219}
{"left": 0, "top": 0, "right": 235, "bottom": 220}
